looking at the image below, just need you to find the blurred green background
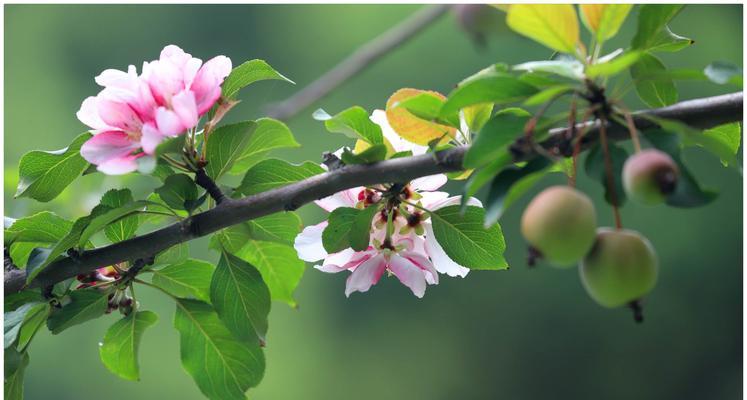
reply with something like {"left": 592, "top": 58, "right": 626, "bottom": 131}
{"left": 4, "top": 4, "right": 743, "bottom": 400}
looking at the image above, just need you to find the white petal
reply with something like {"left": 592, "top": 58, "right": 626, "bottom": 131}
{"left": 370, "top": 109, "right": 428, "bottom": 155}
{"left": 429, "top": 195, "right": 483, "bottom": 210}
{"left": 294, "top": 222, "right": 328, "bottom": 262}
{"left": 315, "top": 188, "right": 360, "bottom": 212}
{"left": 424, "top": 223, "right": 470, "bottom": 278}
{"left": 388, "top": 255, "right": 427, "bottom": 298}
{"left": 410, "top": 174, "right": 447, "bottom": 192}
{"left": 345, "top": 254, "right": 386, "bottom": 297}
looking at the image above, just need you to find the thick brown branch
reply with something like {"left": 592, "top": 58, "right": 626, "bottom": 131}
{"left": 265, "top": 5, "right": 450, "bottom": 121}
{"left": 5, "top": 92, "right": 742, "bottom": 295}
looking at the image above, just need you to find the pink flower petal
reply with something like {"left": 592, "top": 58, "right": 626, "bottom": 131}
{"left": 294, "top": 222, "right": 328, "bottom": 262}
{"left": 77, "top": 96, "right": 113, "bottom": 132}
{"left": 96, "top": 98, "right": 143, "bottom": 133}
{"left": 344, "top": 254, "right": 387, "bottom": 297}
{"left": 401, "top": 250, "right": 439, "bottom": 285}
{"left": 423, "top": 223, "right": 469, "bottom": 278}
{"left": 410, "top": 174, "right": 448, "bottom": 192}
{"left": 388, "top": 255, "right": 428, "bottom": 298}
{"left": 141, "top": 123, "right": 165, "bottom": 155}
{"left": 80, "top": 131, "right": 139, "bottom": 166}
{"left": 171, "top": 91, "right": 199, "bottom": 130}
{"left": 315, "top": 188, "right": 360, "bottom": 211}
{"left": 97, "top": 153, "right": 141, "bottom": 175}
{"left": 191, "top": 55, "right": 232, "bottom": 115}
{"left": 155, "top": 107, "right": 185, "bottom": 136}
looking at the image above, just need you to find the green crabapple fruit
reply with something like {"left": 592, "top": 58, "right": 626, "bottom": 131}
{"left": 622, "top": 149, "right": 679, "bottom": 205}
{"left": 580, "top": 228, "right": 658, "bottom": 308}
{"left": 521, "top": 186, "right": 597, "bottom": 267}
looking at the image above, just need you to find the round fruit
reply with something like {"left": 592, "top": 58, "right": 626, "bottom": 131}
{"left": 521, "top": 186, "right": 597, "bottom": 267}
{"left": 580, "top": 228, "right": 658, "bottom": 308}
{"left": 622, "top": 149, "right": 679, "bottom": 205}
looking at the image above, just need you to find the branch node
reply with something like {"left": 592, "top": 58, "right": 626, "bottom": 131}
{"left": 195, "top": 168, "right": 228, "bottom": 204}
{"left": 322, "top": 152, "right": 345, "bottom": 171}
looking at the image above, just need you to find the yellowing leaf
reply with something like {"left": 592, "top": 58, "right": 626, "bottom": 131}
{"left": 580, "top": 4, "right": 633, "bottom": 42}
{"left": 385, "top": 88, "right": 457, "bottom": 146}
{"left": 506, "top": 4, "right": 580, "bottom": 54}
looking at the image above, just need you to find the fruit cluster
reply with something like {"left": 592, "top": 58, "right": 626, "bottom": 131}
{"left": 521, "top": 149, "right": 679, "bottom": 321}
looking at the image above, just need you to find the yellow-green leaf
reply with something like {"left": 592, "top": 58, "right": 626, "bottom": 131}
{"left": 507, "top": 4, "right": 580, "bottom": 54}
{"left": 579, "top": 4, "right": 633, "bottom": 42}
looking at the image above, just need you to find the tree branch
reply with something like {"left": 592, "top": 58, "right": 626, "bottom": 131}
{"left": 265, "top": 5, "right": 451, "bottom": 121}
{"left": 5, "top": 92, "right": 742, "bottom": 295}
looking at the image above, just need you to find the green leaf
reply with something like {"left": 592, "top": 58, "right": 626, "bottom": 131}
{"left": 506, "top": 4, "right": 580, "bottom": 53}
{"left": 155, "top": 174, "right": 199, "bottom": 211}
{"left": 647, "top": 116, "right": 740, "bottom": 168}
{"left": 645, "top": 130, "right": 718, "bottom": 207}
{"left": 5, "top": 291, "right": 43, "bottom": 313}
{"left": 584, "top": 143, "right": 629, "bottom": 206}
{"left": 322, "top": 207, "right": 360, "bottom": 253}
{"left": 462, "top": 155, "right": 515, "bottom": 207}
{"left": 15, "top": 132, "right": 91, "bottom": 202}
{"left": 229, "top": 118, "right": 300, "bottom": 174}
{"left": 78, "top": 200, "right": 148, "bottom": 247}
{"left": 441, "top": 70, "right": 538, "bottom": 118}
{"left": 461, "top": 103, "right": 494, "bottom": 133}
{"left": 350, "top": 205, "right": 379, "bottom": 251}
{"left": 340, "top": 144, "right": 388, "bottom": 165}
{"left": 313, "top": 106, "right": 384, "bottom": 145}
{"left": 100, "top": 189, "right": 140, "bottom": 243}
{"left": 5, "top": 303, "right": 41, "bottom": 348}
{"left": 152, "top": 243, "right": 190, "bottom": 267}
{"left": 430, "top": 206, "right": 508, "bottom": 270}
{"left": 16, "top": 302, "right": 49, "bottom": 351}
{"left": 464, "top": 108, "right": 530, "bottom": 169}
{"left": 484, "top": 157, "right": 555, "bottom": 226}
{"left": 632, "top": 5, "right": 684, "bottom": 50}
{"left": 704, "top": 62, "right": 743, "bottom": 87}
{"left": 703, "top": 123, "right": 741, "bottom": 166}
{"left": 205, "top": 121, "right": 258, "bottom": 180}
{"left": 211, "top": 252, "right": 271, "bottom": 342}
{"left": 238, "top": 159, "right": 324, "bottom": 195}
{"left": 151, "top": 259, "right": 215, "bottom": 302}
{"left": 235, "top": 241, "right": 305, "bottom": 307}
{"left": 4, "top": 211, "right": 72, "bottom": 246}
{"left": 155, "top": 134, "right": 187, "bottom": 157}
{"left": 47, "top": 289, "right": 109, "bottom": 334}
{"left": 523, "top": 84, "right": 576, "bottom": 107}
{"left": 586, "top": 51, "right": 642, "bottom": 78}
{"left": 390, "top": 92, "right": 459, "bottom": 127}
{"left": 99, "top": 311, "right": 158, "bottom": 381}
{"left": 4, "top": 348, "right": 28, "bottom": 400}
{"left": 247, "top": 213, "right": 302, "bottom": 245}
{"left": 647, "top": 26, "right": 694, "bottom": 53}
{"left": 513, "top": 60, "right": 584, "bottom": 81}
{"left": 222, "top": 59, "right": 294, "bottom": 99}
{"left": 213, "top": 224, "right": 254, "bottom": 253}
{"left": 631, "top": 53, "right": 677, "bottom": 107}
{"left": 174, "top": 299, "right": 264, "bottom": 400}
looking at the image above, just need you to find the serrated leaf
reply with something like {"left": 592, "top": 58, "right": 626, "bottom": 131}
{"left": 238, "top": 159, "right": 324, "bottom": 195}
{"left": 321, "top": 207, "right": 360, "bottom": 253}
{"left": 100, "top": 189, "right": 140, "bottom": 243}
{"left": 155, "top": 134, "right": 187, "bottom": 157}
{"left": 99, "top": 311, "right": 158, "bottom": 381}
{"left": 586, "top": 51, "right": 642, "bottom": 78}
{"left": 229, "top": 118, "right": 300, "bottom": 174}
{"left": 631, "top": 53, "right": 677, "bottom": 107}
{"left": 151, "top": 259, "right": 215, "bottom": 302}
{"left": 235, "top": 241, "right": 305, "bottom": 307}
{"left": 315, "top": 105, "right": 385, "bottom": 145}
{"left": 579, "top": 4, "right": 632, "bottom": 42}
{"left": 205, "top": 121, "right": 258, "bottom": 180}
{"left": 16, "top": 302, "right": 49, "bottom": 351}
{"left": 15, "top": 132, "right": 91, "bottom": 202}
{"left": 78, "top": 200, "right": 148, "bottom": 247}
{"left": 174, "top": 299, "right": 264, "bottom": 400}
{"left": 386, "top": 89, "right": 458, "bottom": 145}
{"left": 4, "top": 211, "right": 72, "bottom": 246}
{"left": 632, "top": 5, "right": 684, "bottom": 50}
{"left": 584, "top": 143, "right": 629, "bottom": 206}
{"left": 222, "top": 59, "right": 294, "bottom": 99}
{"left": 155, "top": 174, "right": 199, "bottom": 211}
{"left": 211, "top": 252, "right": 271, "bottom": 342}
{"left": 513, "top": 60, "right": 584, "bottom": 81}
{"left": 47, "top": 289, "right": 109, "bottom": 334}
{"left": 507, "top": 4, "right": 579, "bottom": 53}
{"left": 441, "top": 72, "right": 538, "bottom": 118}
{"left": 430, "top": 205, "right": 508, "bottom": 270}
{"left": 464, "top": 108, "right": 530, "bottom": 169}
{"left": 704, "top": 62, "right": 743, "bottom": 87}
{"left": 484, "top": 157, "right": 556, "bottom": 226}
{"left": 350, "top": 205, "right": 379, "bottom": 251}
{"left": 4, "top": 348, "right": 28, "bottom": 400}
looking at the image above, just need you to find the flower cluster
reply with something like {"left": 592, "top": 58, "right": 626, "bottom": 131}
{"left": 294, "top": 110, "right": 480, "bottom": 298}
{"left": 77, "top": 45, "right": 232, "bottom": 174}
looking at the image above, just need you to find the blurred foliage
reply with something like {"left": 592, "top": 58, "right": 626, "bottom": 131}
{"left": 4, "top": 4, "right": 743, "bottom": 400}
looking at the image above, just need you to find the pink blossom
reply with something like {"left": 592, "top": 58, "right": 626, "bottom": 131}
{"left": 77, "top": 45, "right": 232, "bottom": 174}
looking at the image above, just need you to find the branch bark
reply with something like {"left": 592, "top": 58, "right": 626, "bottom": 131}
{"left": 265, "top": 5, "right": 451, "bottom": 121}
{"left": 5, "top": 92, "right": 742, "bottom": 295}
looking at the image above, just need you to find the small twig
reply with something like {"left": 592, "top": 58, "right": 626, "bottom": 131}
{"left": 618, "top": 105, "right": 643, "bottom": 153}
{"left": 598, "top": 116, "right": 623, "bottom": 230}
{"left": 194, "top": 168, "right": 228, "bottom": 204}
{"left": 265, "top": 5, "right": 450, "bottom": 120}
